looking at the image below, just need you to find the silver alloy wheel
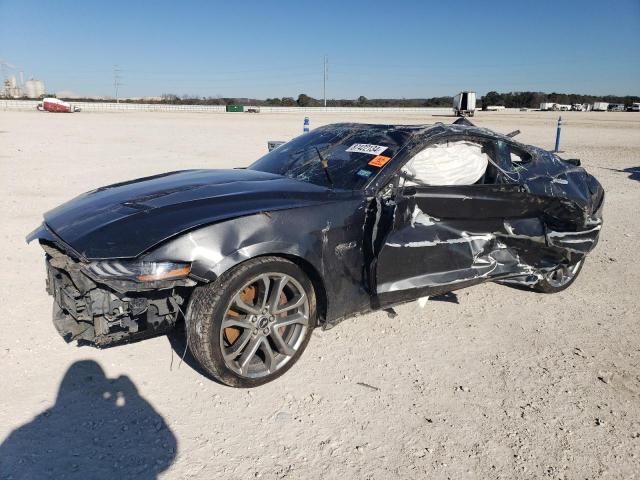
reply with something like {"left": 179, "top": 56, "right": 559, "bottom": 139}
{"left": 545, "top": 259, "right": 584, "bottom": 288}
{"left": 220, "top": 272, "right": 310, "bottom": 378}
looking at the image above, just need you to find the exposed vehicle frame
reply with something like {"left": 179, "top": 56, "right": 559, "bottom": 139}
{"left": 28, "top": 119, "right": 604, "bottom": 386}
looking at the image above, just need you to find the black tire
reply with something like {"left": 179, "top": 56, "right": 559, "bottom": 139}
{"left": 533, "top": 259, "right": 584, "bottom": 293}
{"left": 185, "top": 256, "right": 316, "bottom": 387}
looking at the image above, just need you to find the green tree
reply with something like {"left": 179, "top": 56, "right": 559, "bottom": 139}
{"left": 297, "top": 94, "right": 314, "bottom": 107}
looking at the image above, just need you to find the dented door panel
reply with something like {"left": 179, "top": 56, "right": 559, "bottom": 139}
{"left": 372, "top": 180, "right": 600, "bottom": 302}
{"left": 374, "top": 189, "right": 539, "bottom": 298}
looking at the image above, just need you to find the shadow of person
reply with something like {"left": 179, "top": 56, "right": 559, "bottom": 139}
{"left": 623, "top": 167, "right": 640, "bottom": 182}
{"left": 598, "top": 165, "right": 640, "bottom": 182}
{"left": 0, "top": 360, "right": 177, "bottom": 479}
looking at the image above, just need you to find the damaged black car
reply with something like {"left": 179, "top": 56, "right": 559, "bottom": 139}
{"left": 27, "top": 120, "right": 604, "bottom": 387}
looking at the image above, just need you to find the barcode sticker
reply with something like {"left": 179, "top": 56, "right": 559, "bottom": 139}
{"left": 346, "top": 144, "right": 388, "bottom": 155}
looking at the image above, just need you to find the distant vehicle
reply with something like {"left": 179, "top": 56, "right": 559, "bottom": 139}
{"left": 592, "top": 102, "right": 609, "bottom": 112}
{"left": 571, "top": 104, "right": 584, "bottom": 111}
{"left": 608, "top": 104, "right": 625, "bottom": 112}
{"left": 485, "top": 105, "right": 506, "bottom": 111}
{"left": 628, "top": 103, "right": 640, "bottom": 112}
{"left": 453, "top": 91, "right": 476, "bottom": 117}
{"left": 540, "top": 103, "right": 571, "bottom": 111}
{"left": 37, "top": 98, "right": 80, "bottom": 113}
{"left": 28, "top": 119, "right": 604, "bottom": 387}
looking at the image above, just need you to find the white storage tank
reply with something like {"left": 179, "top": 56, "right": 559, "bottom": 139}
{"left": 24, "top": 79, "right": 45, "bottom": 98}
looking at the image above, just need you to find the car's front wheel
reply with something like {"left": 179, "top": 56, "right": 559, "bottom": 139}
{"left": 186, "top": 256, "right": 316, "bottom": 387}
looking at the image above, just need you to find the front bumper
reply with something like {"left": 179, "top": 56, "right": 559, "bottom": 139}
{"left": 43, "top": 243, "right": 189, "bottom": 347}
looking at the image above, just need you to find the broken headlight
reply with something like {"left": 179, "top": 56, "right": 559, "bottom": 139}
{"left": 86, "top": 260, "right": 191, "bottom": 282}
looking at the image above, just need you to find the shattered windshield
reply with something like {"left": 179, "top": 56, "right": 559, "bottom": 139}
{"left": 248, "top": 125, "right": 412, "bottom": 190}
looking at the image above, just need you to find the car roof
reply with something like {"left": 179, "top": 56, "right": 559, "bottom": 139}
{"left": 316, "top": 122, "right": 512, "bottom": 143}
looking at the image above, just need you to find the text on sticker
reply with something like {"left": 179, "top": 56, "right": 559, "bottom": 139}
{"left": 368, "top": 155, "right": 392, "bottom": 167}
{"left": 346, "top": 144, "right": 388, "bottom": 155}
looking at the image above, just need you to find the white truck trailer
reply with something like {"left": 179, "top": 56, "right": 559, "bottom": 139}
{"left": 592, "top": 102, "right": 609, "bottom": 111}
{"left": 453, "top": 91, "right": 476, "bottom": 117}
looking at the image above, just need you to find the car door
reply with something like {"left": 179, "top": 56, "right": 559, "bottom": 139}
{"left": 371, "top": 136, "right": 548, "bottom": 306}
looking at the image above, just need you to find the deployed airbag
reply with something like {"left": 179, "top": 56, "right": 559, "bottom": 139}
{"left": 403, "top": 141, "right": 489, "bottom": 186}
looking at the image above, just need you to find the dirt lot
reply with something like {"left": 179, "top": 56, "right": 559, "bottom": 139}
{"left": 0, "top": 109, "right": 638, "bottom": 479}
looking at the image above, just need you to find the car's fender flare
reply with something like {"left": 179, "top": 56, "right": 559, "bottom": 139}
{"left": 193, "top": 244, "right": 329, "bottom": 323}
{"left": 192, "top": 240, "right": 316, "bottom": 281}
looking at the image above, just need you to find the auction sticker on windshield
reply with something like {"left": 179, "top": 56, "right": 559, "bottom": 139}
{"left": 368, "top": 155, "right": 392, "bottom": 167}
{"left": 346, "top": 144, "right": 388, "bottom": 155}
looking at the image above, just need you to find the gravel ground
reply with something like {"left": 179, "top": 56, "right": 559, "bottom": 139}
{"left": 0, "top": 109, "right": 638, "bottom": 479}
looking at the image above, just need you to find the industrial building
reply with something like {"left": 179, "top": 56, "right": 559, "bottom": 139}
{"left": 23, "top": 79, "right": 45, "bottom": 98}
{"left": 1, "top": 75, "right": 45, "bottom": 98}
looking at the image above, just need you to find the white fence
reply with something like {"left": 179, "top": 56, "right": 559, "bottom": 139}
{"left": 257, "top": 106, "right": 455, "bottom": 114}
{"left": 1, "top": 99, "right": 455, "bottom": 114}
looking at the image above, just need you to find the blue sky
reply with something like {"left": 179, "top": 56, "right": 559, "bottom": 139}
{"left": 1, "top": 0, "right": 638, "bottom": 99}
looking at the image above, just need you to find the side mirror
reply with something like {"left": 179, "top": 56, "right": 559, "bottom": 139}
{"left": 268, "top": 141, "right": 285, "bottom": 152}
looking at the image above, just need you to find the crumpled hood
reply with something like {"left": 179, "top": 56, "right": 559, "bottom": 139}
{"left": 42, "top": 168, "right": 334, "bottom": 259}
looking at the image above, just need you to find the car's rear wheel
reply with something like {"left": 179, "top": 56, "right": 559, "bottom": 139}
{"left": 185, "top": 256, "right": 316, "bottom": 387}
{"left": 533, "top": 258, "right": 584, "bottom": 293}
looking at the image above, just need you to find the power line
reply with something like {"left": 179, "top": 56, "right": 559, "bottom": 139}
{"left": 323, "top": 55, "right": 328, "bottom": 108}
{"left": 113, "top": 65, "right": 122, "bottom": 103}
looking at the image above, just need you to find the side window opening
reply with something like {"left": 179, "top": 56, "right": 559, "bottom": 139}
{"left": 511, "top": 151, "right": 525, "bottom": 163}
{"left": 496, "top": 140, "right": 532, "bottom": 166}
{"left": 400, "top": 139, "right": 495, "bottom": 187}
{"left": 508, "top": 146, "right": 532, "bottom": 165}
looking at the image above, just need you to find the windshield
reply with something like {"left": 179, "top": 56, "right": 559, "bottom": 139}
{"left": 248, "top": 124, "right": 412, "bottom": 190}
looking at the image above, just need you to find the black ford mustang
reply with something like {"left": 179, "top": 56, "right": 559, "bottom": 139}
{"left": 28, "top": 120, "right": 604, "bottom": 387}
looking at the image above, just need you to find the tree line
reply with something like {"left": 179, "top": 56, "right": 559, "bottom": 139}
{"left": 151, "top": 93, "right": 454, "bottom": 108}
{"left": 481, "top": 91, "right": 639, "bottom": 108}
{"left": 157, "top": 92, "right": 640, "bottom": 108}
{"left": 41, "top": 91, "right": 640, "bottom": 108}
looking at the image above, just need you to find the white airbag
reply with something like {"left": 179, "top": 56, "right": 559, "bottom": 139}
{"left": 403, "top": 141, "right": 489, "bottom": 186}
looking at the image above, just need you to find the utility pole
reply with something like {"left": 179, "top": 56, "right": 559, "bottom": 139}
{"left": 113, "top": 65, "right": 122, "bottom": 103}
{"left": 323, "top": 55, "right": 328, "bottom": 109}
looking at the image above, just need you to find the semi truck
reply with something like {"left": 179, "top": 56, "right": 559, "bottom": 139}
{"left": 453, "top": 91, "right": 476, "bottom": 117}
{"left": 36, "top": 98, "right": 81, "bottom": 113}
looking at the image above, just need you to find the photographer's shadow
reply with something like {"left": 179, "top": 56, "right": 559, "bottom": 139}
{"left": 0, "top": 360, "right": 177, "bottom": 479}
